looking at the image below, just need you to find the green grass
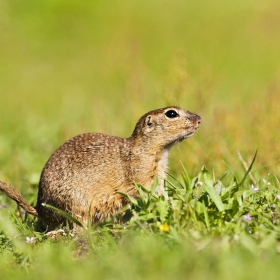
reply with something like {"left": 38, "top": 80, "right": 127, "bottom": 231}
{"left": 1, "top": 0, "right": 280, "bottom": 279}
{"left": 1, "top": 164, "right": 280, "bottom": 279}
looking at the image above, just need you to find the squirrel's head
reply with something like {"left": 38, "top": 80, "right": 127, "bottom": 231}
{"left": 131, "top": 106, "right": 201, "bottom": 149}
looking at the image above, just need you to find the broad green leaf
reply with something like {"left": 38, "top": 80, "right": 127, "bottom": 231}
{"left": 149, "top": 177, "right": 158, "bottom": 196}
{"left": 203, "top": 183, "right": 225, "bottom": 212}
{"left": 201, "top": 166, "right": 225, "bottom": 212}
{"left": 157, "top": 199, "right": 169, "bottom": 222}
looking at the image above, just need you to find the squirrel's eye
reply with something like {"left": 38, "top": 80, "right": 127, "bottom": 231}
{"left": 165, "top": 110, "right": 179, "bottom": 118}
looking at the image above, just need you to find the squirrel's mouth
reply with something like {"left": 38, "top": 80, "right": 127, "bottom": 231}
{"left": 185, "top": 123, "right": 200, "bottom": 138}
{"left": 165, "top": 122, "right": 201, "bottom": 148}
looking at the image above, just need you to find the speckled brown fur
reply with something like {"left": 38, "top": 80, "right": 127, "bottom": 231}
{"left": 0, "top": 106, "right": 201, "bottom": 230}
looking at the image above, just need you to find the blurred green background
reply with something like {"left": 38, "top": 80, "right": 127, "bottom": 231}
{"left": 0, "top": 0, "right": 280, "bottom": 191}
{"left": 0, "top": 1, "right": 280, "bottom": 279}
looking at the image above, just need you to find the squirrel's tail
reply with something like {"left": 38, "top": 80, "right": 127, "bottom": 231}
{"left": 0, "top": 180, "right": 38, "bottom": 216}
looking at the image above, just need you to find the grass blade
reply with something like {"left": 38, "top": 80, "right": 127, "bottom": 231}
{"left": 117, "top": 192, "right": 139, "bottom": 206}
{"left": 42, "top": 203, "right": 85, "bottom": 228}
{"left": 180, "top": 161, "right": 191, "bottom": 191}
{"left": 239, "top": 150, "right": 258, "bottom": 187}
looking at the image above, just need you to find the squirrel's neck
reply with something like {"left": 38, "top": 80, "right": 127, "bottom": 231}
{"left": 125, "top": 137, "right": 170, "bottom": 194}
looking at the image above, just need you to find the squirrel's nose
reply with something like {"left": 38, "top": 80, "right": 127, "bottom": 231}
{"left": 188, "top": 113, "right": 201, "bottom": 125}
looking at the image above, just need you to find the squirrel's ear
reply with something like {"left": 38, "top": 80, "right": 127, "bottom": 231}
{"left": 143, "top": 115, "right": 155, "bottom": 133}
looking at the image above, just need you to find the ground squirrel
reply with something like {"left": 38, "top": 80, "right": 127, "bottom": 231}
{"left": 0, "top": 106, "right": 201, "bottom": 229}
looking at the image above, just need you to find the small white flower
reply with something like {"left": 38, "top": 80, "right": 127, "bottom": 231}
{"left": 197, "top": 181, "right": 203, "bottom": 187}
{"left": 276, "top": 194, "right": 280, "bottom": 200}
{"left": 26, "top": 237, "right": 36, "bottom": 244}
{"left": 215, "top": 183, "right": 222, "bottom": 194}
{"left": 250, "top": 185, "right": 259, "bottom": 191}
